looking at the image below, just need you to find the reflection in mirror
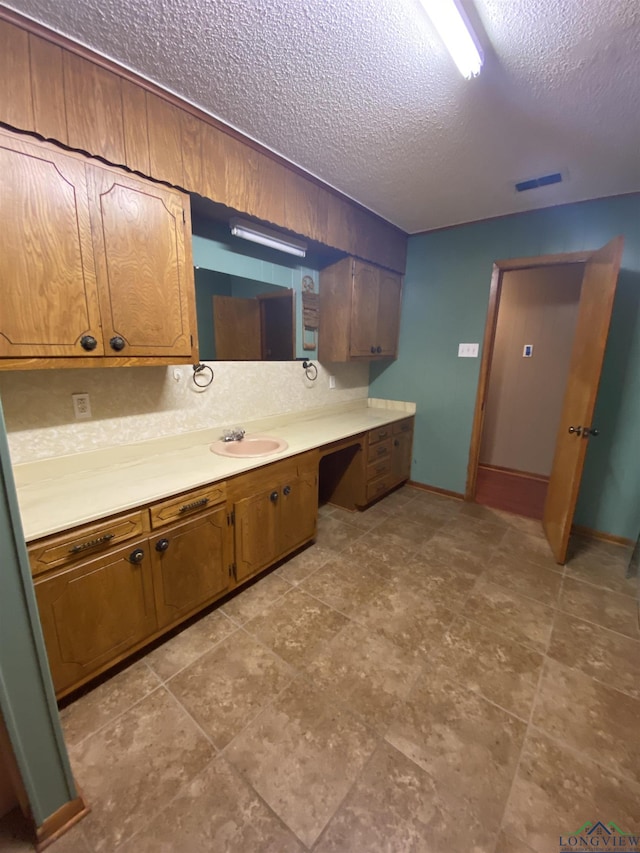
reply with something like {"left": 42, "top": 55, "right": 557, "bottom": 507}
{"left": 192, "top": 216, "right": 327, "bottom": 361}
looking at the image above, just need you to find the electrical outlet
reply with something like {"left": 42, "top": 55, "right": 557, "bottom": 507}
{"left": 329, "top": 375, "right": 336, "bottom": 389}
{"left": 72, "top": 393, "right": 92, "bottom": 420}
{"left": 458, "top": 343, "right": 479, "bottom": 358}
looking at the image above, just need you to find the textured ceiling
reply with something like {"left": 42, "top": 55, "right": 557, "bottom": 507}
{"left": 5, "top": 0, "right": 640, "bottom": 233}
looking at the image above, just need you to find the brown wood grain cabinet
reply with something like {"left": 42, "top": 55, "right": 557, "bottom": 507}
{"left": 0, "top": 127, "right": 198, "bottom": 368}
{"left": 0, "top": 14, "right": 408, "bottom": 275}
{"left": 230, "top": 453, "right": 318, "bottom": 584}
{"left": 0, "top": 131, "right": 104, "bottom": 359}
{"left": 34, "top": 538, "right": 158, "bottom": 695}
{"left": 63, "top": 52, "right": 126, "bottom": 166}
{"left": 87, "top": 165, "right": 195, "bottom": 359}
{"left": 319, "top": 257, "right": 403, "bottom": 361}
{"left": 150, "top": 507, "right": 231, "bottom": 629}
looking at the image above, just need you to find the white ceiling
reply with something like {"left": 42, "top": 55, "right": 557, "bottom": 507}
{"left": 6, "top": 0, "right": 640, "bottom": 233}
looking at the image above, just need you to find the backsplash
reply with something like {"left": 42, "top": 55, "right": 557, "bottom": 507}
{"left": 0, "top": 361, "right": 369, "bottom": 464}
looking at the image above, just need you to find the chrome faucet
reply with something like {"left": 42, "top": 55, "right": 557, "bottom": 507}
{"left": 222, "top": 427, "right": 245, "bottom": 442}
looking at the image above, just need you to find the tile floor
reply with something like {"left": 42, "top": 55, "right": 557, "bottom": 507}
{"left": 3, "top": 486, "right": 639, "bottom": 852}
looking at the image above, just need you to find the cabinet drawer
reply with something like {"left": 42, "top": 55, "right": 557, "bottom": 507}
{"left": 366, "top": 475, "right": 391, "bottom": 503}
{"left": 368, "top": 425, "right": 392, "bottom": 446}
{"left": 392, "top": 417, "right": 414, "bottom": 435}
{"left": 29, "top": 510, "right": 148, "bottom": 577}
{"left": 367, "top": 437, "right": 392, "bottom": 463}
{"left": 366, "top": 456, "right": 391, "bottom": 482}
{"left": 150, "top": 482, "right": 226, "bottom": 529}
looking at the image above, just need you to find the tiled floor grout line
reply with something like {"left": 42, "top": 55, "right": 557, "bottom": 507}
{"left": 492, "top": 602, "right": 561, "bottom": 853}
{"left": 154, "top": 682, "right": 220, "bottom": 751}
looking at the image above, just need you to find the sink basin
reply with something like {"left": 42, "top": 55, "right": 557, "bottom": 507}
{"left": 210, "top": 435, "right": 289, "bottom": 458}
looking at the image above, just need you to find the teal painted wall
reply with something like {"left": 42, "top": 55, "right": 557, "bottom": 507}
{"left": 192, "top": 226, "right": 320, "bottom": 360}
{"left": 0, "top": 397, "right": 78, "bottom": 825}
{"left": 370, "top": 194, "right": 640, "bottom": 540}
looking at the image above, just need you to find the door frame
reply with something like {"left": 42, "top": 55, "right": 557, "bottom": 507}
{"left": 465, "top": 249, "right": 592, "bottom": 500}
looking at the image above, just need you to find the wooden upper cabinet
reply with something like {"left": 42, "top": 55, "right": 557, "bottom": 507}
{"left": 376, "top": 269, "right": 403, "bottom": 356}
{"left": 29, "top": 35, "right": 68, "bottom": 143}
{"left": 87, "top": 166, "right": 195, "bottom": 358}
{"left": 350, "top": 261, "right": 381, "bottom": 357}
{"left": 0, "top": 21, "right": 34, "bottom": 131}
{"left": 63, "top": 53, "right": 126, "bottom": 166}
{"left": 283, "top": 171, "right": 329, "bottom": 243}
{"left": 0, "top": 131, "right": 103, "bottom": 358}
{"left": 319, "top": 257, "right": 402, "bottom": 362}
{"left": 121, "top": 78, "right": 150, "bottom": 175}
{"left": 146, "top": 92, "right": 184, "bottom": 187}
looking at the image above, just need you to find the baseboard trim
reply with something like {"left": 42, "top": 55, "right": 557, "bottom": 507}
{"left": 35, "top": 794, "right": 89, "bottom": 852}
{"left": 408, "top": 481, "right": 464, "bottom": 501}
{"left": 571, "top": 524, "right": 634, "bottom": 548}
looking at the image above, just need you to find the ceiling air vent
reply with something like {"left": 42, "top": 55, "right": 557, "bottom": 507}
{"left": 515, "top": 172, "right": 563, "bottom": 193}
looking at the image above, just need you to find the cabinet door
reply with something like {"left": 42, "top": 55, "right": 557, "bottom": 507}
{"left": 279, "top": 471, "right": 318, "bottom": 555}
{"left": 391, "top": 431, "right": 413, "bottom": 485}
{"left": 349, "top": 261, "right": 380, "bottom": 357}
{"left": 87, "top": 166, "right": 194, "bottom": 357}
{"left": 35, "top": 539, "right": 156, "bottom": 695}
{"left": 376, "top": 270, "right": 402, "bottom": 357}
{"left": 0, "top": 132, "right": 103, "bottom": 358}
{"left": 150, "top": 507, "right": 231, "bottom": 628}
{"left": 234, "top": 488, "right": 280, "bottom": 583}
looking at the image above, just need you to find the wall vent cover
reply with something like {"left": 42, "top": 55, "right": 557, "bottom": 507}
{"left": 515, "top": 172, "right": 563, "bottom": 192}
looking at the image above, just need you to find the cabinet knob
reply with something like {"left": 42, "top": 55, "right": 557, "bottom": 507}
{"left": 394, "top": 439, "right": 400, "bottom": 447}
{"left": 109, "top": 335, "right": 126, "bottom": 352}
{"left": 283, "top": 485, "right": 291, "bottom": 496}
{"left": 376, "top": 346, "right": 382, "bottom": 353}
{"left": 155, "top": 538, "right": 170, "bottom": 552}
{"left": 129, "top": 548, "right": 145, "bottom": 564}
{"left": 370, "top": 346, "right": 376, "bottom": 354}
{"left": 80, "top": 335, "right": 97, "bottom": 351}
{"left": 270, "top": 491, "right": 279, "bottom": 503}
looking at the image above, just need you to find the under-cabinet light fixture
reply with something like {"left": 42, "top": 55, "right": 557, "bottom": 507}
{"left": 419, "top": 0, "right": 484, "bottom": 79}
{"left": 229, "top": 218, "right": 307, "bottom": 258}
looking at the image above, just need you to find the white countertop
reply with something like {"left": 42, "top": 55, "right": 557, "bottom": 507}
{"left": 14, "top": 398, "right": 415, "bottom": 542}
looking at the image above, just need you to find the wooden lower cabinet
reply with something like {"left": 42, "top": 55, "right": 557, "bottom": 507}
{"left": 231, "top": 454, "right": 319, "bottom": 584}
{"left": 34, "top": 538, "right": 157, "bottom": 696}
{"left": 150, "top": 507, "right": 231, "bottom": 628}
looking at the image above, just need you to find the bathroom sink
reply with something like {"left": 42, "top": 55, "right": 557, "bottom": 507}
{"left": 210, "top": 435, "right": 289, "bottom": 458}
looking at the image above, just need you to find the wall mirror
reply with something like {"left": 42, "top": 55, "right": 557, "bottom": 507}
{"left": 191, "top": 198, "right": 341, "bottom": 361}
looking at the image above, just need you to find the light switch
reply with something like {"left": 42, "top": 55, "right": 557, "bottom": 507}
{"left": 458, "top": 343, "right": 479, "bottom": 358}
{"left": 523, "top": 344, "right": 533, "bottom": 357}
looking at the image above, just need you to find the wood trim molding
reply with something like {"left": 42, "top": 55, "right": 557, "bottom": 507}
{"left": 465, "top": 250, "right": 593, "bottom": 501}
{"left": 465, "top": 263, "right": 501, "bottom": 499}
{"left": 571, "top": 524, "right": 634, "bottom": 549}
{"left": 35, "top": 793, "right": 89, "bottom": 852}
{"left": 494, "top": 251, "right": 591, "bottom": 271}
{"left": 408, "top": 481, "right": 464, "bottom": 501}
{"left": 0, "top": 4, "right": 406, "bottom": 240}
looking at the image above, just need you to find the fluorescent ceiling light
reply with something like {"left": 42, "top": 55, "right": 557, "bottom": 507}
{"left": 230, "top": 218, "right": 307, "bottom": 258}
{"left": 419, "top": 0, "right": 484, "bottom": 79}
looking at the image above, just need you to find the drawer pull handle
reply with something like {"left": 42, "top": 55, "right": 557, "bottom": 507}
{"left": 378, "top": 431, "right": 388, "bottom": 439}
{"left": 376, "top": 464, "right": 386, "bottom": 473}
{"left": 179, "top": 497, "right": 210, "bottom": 513}
{"left": 69, "top": 533, "right": 114, "bottom": 554}
{"left": 377, "top": 446, "right": 387, "bottom": 455}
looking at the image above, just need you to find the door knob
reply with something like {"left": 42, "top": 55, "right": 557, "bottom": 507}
{"left": 109, "top": 335, "right": 126, "bottom": 351}
{"left": 129, "top": 548, "right": 145, "bottom": 564}
{"left": 568, "top": 426, "right": 582, "bottom": 436}
{"left": 270, "top": 491, "right": 279, "bottom": 503}
{"left": 283, "top": 485, "right": 291, "bottom": 496}
{"left": 155, "top": 538, "right": 170, "bottom": 552}
{"left": 80, "top": 335, "right": 98, "bottom": 351}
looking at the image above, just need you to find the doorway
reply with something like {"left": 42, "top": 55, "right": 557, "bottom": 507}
{"left": 475, "top": 263, "right": 584, "bottom": 519}
{"left": 466, "top": 238, "right": 624, "bottom": 564}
